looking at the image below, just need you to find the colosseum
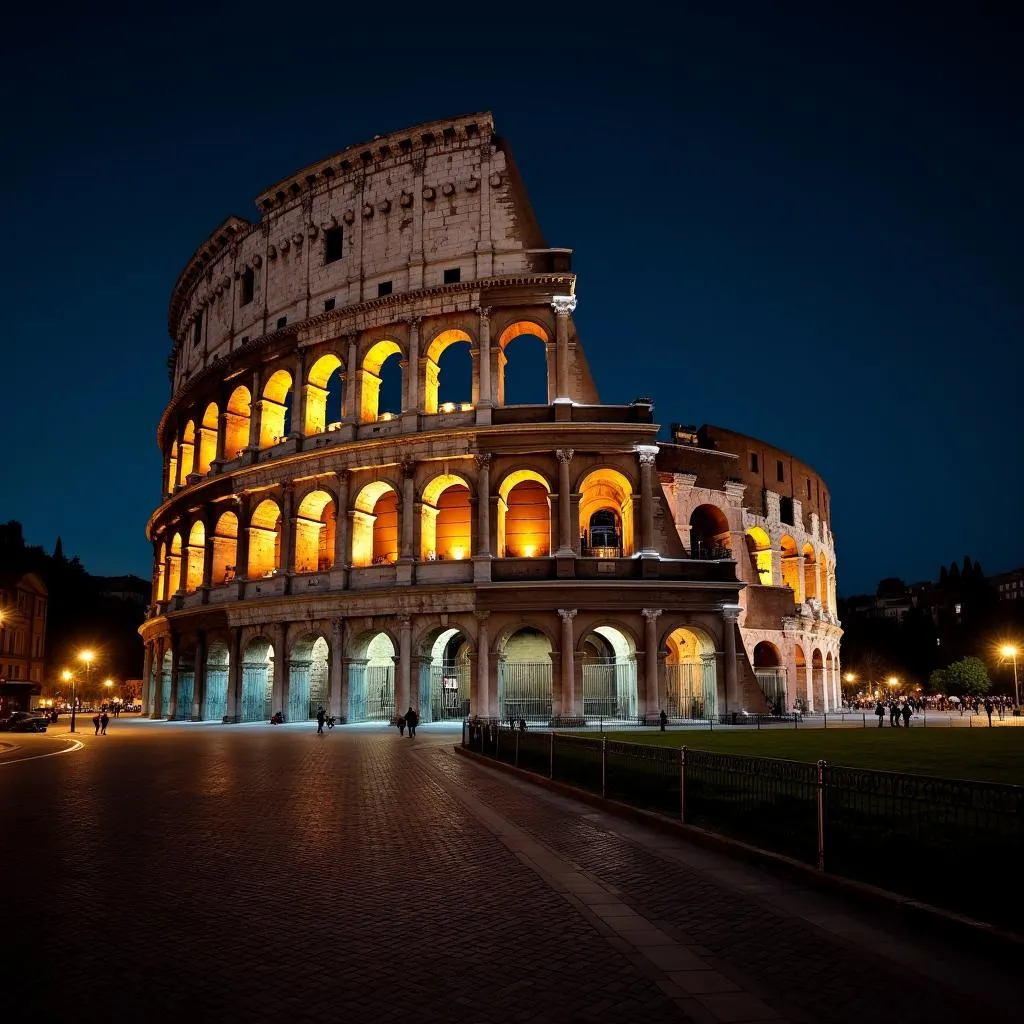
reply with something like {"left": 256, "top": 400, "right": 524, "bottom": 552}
{"left": 140, "top": 111, "right": 842, "bottom": 727}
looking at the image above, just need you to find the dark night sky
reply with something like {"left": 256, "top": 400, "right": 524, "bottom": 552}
{"left": 1, "top": 6, "right": 1021, "bottom": 596}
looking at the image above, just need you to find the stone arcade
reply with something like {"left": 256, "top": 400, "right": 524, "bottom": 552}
{"left": 140, "top": 112, "right": 841, "bottom": 725}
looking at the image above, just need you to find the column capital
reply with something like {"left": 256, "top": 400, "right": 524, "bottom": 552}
{"left": 635, "top": 444, "right": 659, "bottom": 466}
{"left": 407, "top": 315, "right": 423, "bottom": 330}
{"left": 400, "top": 456, "right": 416, "bottom": 479}
{"left": 721, "top": 603, "right": 742, "bottom": 622}
{"left": 473, "top": 610, "right": 491, "bottom": 623}
{"left": 474, "top": 305, "right": 492, "bottom": 319}
{"left": 551, "top": 295, "right": 577, "bottom": 317}
{"left": 557, "top": 608, "right": 577, "bottom": 622}
{"left": 398, "top": 615, "right": 412, "bottom": 632}
{"left": 555, "top": 448, "right": 574, "bottom": 464}
{"left": 330, "top": 617, "right": 344, "bottom": 635}
{"left": 641, "top": 608, "right": 663, "bottom": 623}
{"left": 474, "top": 452, "right": 492, "bottom": 470}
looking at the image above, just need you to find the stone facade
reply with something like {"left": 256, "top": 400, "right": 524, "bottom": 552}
{"left": 141, "top": 113, "right": 841, "bottom": 725}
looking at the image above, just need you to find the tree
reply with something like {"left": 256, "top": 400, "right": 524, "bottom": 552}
{"left": 929, "top": 656, "right": 991, "bottom": 696}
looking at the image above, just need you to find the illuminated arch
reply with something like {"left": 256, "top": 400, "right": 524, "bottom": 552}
{"left": 178, "top": 421, "right": 196, "bottom": 484}
{"left": 418, "top": 625, "right": 472, "bottom": 723}
{"left": 287, "top": 633, "right": 330, "bottom": 722}
{"left": 203, "top": 641, "right": 230, "bottom": 721}
{"left": 166, "top": 441, "right": 179, "bottom": 496}
{"left": 496, "top": 320, "right": 551, "bottom": 406}
{"left": 351, "top": 481, "right": 399, "bottom": 566}
{"left": 745, "top": 526, "right": 773, "bottom": 585}
{"left": 579, "top": 624, "right": 638, "bottom": 720}
{"left": 498, "top": 625, "right": 554, "bottom": 723}
{"left": 304, "top": 353, "right": 344, "bottom": 436}
{"left": 780, "top": 534, "right": 801, "bottom": 602}
{"left": 211, "top": 510, "right": 238, "bottom": 585}
{"left": 753, "top": 641, "right": 787, "bottom": 713}
{"left": 664, "top": 625, "right": 718, "bottom": 719}
{"left": 185, "top": 520, "right": 205, "bottom": 593}
{"left": 420, "top": 474, "right": 471, "bottom": 561}
{"left": 802, "top": 543, "right": 818, "bottom": 602}
{"left": 347, "top": 630, "right": 396, "bottom": 722}
{"left": 154, "top": 542, "right": 166, "bottom": 602}
{"left": 689, "top": 504, "right": 730, "bottom": 557}
{"left": 498, "top": 469, "right": 552, "bottom": 557}
{"left": 224, "top": 386, "right": 251, "bottom": 459}
{"left": 197, "top": 402, "right": 219, "bottom": 475}
{"left": 294, "top": 489, "right": 337, "bottom": 572}
{"left": 168, "top": 532, "right": 183, "bottom": 595}
{"left": 811, "top": 649, "right": 825, "bottom": 711}
{"left": 259, "top": 370, "right": 293, "bottom": 448}
{"left": 794, "top": 643, "right": 808, "bottom": 712}
{"left": 240, "top": 637, "right": 274, "bottom": 722}
{"left": 578, "top": 468, "right": 634, "bottom": 557}
{"left": 360, "top": 340, "right": 403, "bottom": 422}
{"left": 423, "top": 329, "right": 473, "bottom": 414}
{"left": 247, "top": 498, "right": 282, "bottom": 578}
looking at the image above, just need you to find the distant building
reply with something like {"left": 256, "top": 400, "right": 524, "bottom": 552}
{"left": 92, "top": 574, "right": 151, "bottom": 608}
{"left": 991, "top": 567, "right": 1024, "bottom": 604}
{"left": 0, "top": 571, "right": 48, "bottom": 686}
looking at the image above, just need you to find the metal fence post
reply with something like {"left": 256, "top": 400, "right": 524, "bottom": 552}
{"left": 816, "top": 759, "right": 827, "bottom": 872}
{"left": 601, "top": 736, "right": 607, "bottom": 797}
{"left": 549, "top": 731, "right": 554, "bottom": 779}
{"left": 680, "top": 746, "right": 687, "bottom": 823}
{"left": 515, "top": 727, "right": 520, "bottom": 769}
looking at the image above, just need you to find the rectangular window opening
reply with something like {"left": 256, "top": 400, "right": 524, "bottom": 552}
{"left": 749, "top": 453, "right": 758, "bottom": 473}
{"left": 443, "top": 267, "right": 461, "bottom": 284}
{"left": 377, "top": 281, "right": 393, "bottom": 297}
{"left": 776, "top": 460, "right": 784, "bottom": 482}
{"left": 807, "top": 480, "right": 812, "bottom": 500}
{"left": 323, "top": 226, "right": 344, "bottom": 264}
{"left": 276, "top": 316, "right": 287, "bottom": 330}
{"left": 324, "top": 298, "right": 335, "bottom": 312}
{"left": 240, "top": 267, "right": 255, "bottom": 306}
{"left": 192, "top": 310, "right": 203, "bottom": 347}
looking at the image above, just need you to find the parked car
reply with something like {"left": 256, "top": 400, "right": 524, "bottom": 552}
{"left": 0, "top": 711, "right": 49, "bottom": 733}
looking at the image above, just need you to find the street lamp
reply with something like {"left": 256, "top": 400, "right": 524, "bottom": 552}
{"left": 1000, "top": 644, "right": 1019, "bottom": 708}
{"left": 62, "top": 669, "right": 77, "bottom": 733}
{"left": 887, "top": 676, "right": 899, "bottom": 695}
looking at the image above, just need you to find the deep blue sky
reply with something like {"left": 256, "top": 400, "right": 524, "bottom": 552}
{"left": 2, "top": 6, "right": 1021, "bottom": 596}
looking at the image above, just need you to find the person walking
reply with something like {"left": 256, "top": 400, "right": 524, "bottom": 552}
{"left": 889, "top": 702, "right": 900, "bottom": 728}
{"left": 92, "top": 712, "right": 101, "bottom": 735}
{"left": 901, "top": 702, "right": 912, "bottom": 729}
{"left": 397, "top": 712, "right": 406, "bottom": 737}
{"left": 984, "top": 698, "right": 994, "bottom": 727}
{"left": 405, "top": 706, "right": 418, "bottom": 738}
{"left": 875, "top": 700, "right": 885, "bottom": 728}
{"left": 100, "top": 711, "right": 110, "bottom": 735}
{"left": 316, "top": 706, "right": 326, "bottom": 735}
{"left": 659, "top": 709, "right": 668, "bottom": 731}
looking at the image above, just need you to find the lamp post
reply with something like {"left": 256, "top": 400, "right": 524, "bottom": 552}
{"left": 79, "top": 650, "right": 95, "bottom": 718}
{"left": 62, "top": 669, "right": 77, "bottom": 733}
{"left": 1000, "top": 645, "right": 1019, "bottom": 708}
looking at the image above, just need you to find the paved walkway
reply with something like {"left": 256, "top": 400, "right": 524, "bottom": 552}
{"left": 1, "top": 723, "right": 1017, "bottom": 1023}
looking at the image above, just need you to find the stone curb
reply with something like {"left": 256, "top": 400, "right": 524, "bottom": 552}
{"left": 454, "top": 744, "right": 1024, "bottom": 964}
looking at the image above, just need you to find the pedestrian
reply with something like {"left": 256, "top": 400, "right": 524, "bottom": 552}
{"left": 316, "top": 706, "right": 326, "bottom": 735}
{"left": 889, "top": 702, "right": 899, "bottom": 728}
{"left": 92, "top": 713, "right": 101, "bottom": 735}
{"left": 659, "top": 708, "right": 668, "bottom": 732}
{"left": 100, "top": 711, "right": 110, "bottom": 735}
{"left": 405, "top": 706, "right": 418, "bottom": 738}
{"left": 875, "top": 700, "right": 885, "bottom": 728}
{"left": 397, "top": 712, "right": 406, "bottom": 737}
{"left": 984, "top": 698, "right": 994, "bottom": 727}
{"left": 518, "top": 716, "right": 526, "bottom": 732}
{"left": 901, "top": 703, "right": 912, "bottom": 729}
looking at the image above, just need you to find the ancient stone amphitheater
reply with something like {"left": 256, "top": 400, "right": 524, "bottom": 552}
{"left": 141, "top": 112, "right": 841, "bottom": 726}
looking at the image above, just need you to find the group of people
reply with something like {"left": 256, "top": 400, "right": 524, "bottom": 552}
{"left": 870, "top": 695, "right": 1006, "bottom": 727}
{"left": 396, "top": 707, "right": 419, "bottom": 737}
{"left": 873, "top": 700, "right": 915, "bottom": 727}
{"left": 92, "top": 711, "right": 111, "bottom": 735}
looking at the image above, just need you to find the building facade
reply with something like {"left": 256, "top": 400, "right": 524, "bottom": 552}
{"left": 141, "top": 112, "right": 841, "bottom": 725}
{"left": 0, "top": 571, "right": 48, "bottom": 692}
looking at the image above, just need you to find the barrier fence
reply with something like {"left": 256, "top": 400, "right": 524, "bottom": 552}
{"left": 462, "top": 721, "right": 1023, "bottom": 931}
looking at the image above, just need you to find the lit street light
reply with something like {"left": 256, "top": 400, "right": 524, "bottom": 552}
{"left": 1000, "top": 645, "right": 1019, "bottom": 708}
{"left": 62, "top": 669, "right": 77, "bottom": 733}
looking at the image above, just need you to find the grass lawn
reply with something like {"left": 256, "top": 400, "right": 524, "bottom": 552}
{"left": 597, "top": 728, "right": 1024, "bottom": 786}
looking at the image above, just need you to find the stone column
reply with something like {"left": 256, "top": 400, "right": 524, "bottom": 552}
{"left": 635, "top": 445, "right": 659, "bottom": 556}
{"left": 191, "top": 630, "right": 206, "bottom": 721}
{"left": 225, "top": 628, "right": 242, "bottom": 723}
{"left": 290, "top": 348, "right": 307, "bottom": 438}
{"left": 215, "top": 411, "right": 228, "bottom": 464}
{"left": 201, "top": 513, "right": 215, "bottom": 599}
{"left": 723, "top": 604, "right": 741, "bottom": 713}
{"left": 271, "top": 623, "right": 287, "bottom": 718}
{"left": 400, "top": 458, "right": 416, "bottom": 561}
{"left": 345, "top": 335, "right": 359, "bottom": 423}
{"left": 334, "top": 470, "right": 351, "bottom": 568}
{"left": 397, "top": 616, "right": 412, "bottom": 716}
{"left": 140, "top": 642, "right": 153, "bottom": 718}
{"left": 166, "top": 634, "right": 181, "bottom": 720}
{"left": 246, "top": 368, "right": 263, "bottom": 450}
{"left": 149, "top": 636, "right": 166, "bottom": 719}
{"left": 642, "top": 609, "right": 661, "bottom": 718}
{"left": 558, "top": 609, "right": 577, "bottom": 720}
{"left": 328, "top": 619, "right": 345, "bottom": 721}
{"left": 405, "top": 317, "right": 421, "bottom": 412}
{"left": 475, "top": 454, "right": 491, "bottom": 556}
{"left": 476, "top": 306, "right": 492, "bottom": 408}
{"left": 234, "top": 493, "right": 250, "bottom": 586}
{"left": 279, "top": 485, "right": 295, "bottom": 578}
{"left": 551, "top": 295, "right": 577, "bottom": 403}
{"left": 474, "top": 612, "right": 490, "bottom": 719}
{"left": 555, "top": 449, "right": 575, "bottom": 555}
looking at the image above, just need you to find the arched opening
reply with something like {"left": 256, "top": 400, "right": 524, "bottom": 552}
{"left": 360, "top": 340, "right": 403, "bottom": 422}
{"left": 348, "top": 631, "right": 395, "bottom": 722}
{"left": 665, "top": 626, "right": 718, "bottom": 720}
{"left": 185, "top": 520, "right": 205, "bottom": 593}
{"left": 497, "top": 470, "right": 551, "bottom": 557}
{"left": 794, "top": 644, "right": 807, "bottom": 713}
{"left": 420, "top": 627, "right": 471, "bottom": 723}
{"left": 753, "top": 641, "right": 786, "bottom": 715}
{"left": 351, "top": 482, "right": 399, "bottom": 566}
{"left": 259, "top": 370, "right": 293, "bottom": 447}
{"left": 304, "top": 354, "right": 344, "bottom": 436}
{"left": 175, "top": 646, "right": 195, "bottom": 720}
{"left": 168, "top": 533, "right": 183, "bottom": 596}
{"left": 745, "top": 527, "right": 773, "bottom": 585}
{"left": 247, "top": 499, "right": 282, "bottom": 578}
{"left": 424, "top": 329, "right": 473, "bottom": 414}
{"left": 780, "top": 535, "right": 801, "bottom": 602}
{"left": 166, "top": 442, "right": 178, "bottom": 496}
{"left": 497, "top": 321, "right": 551, "bottom": 406}
{"left": 153, "top": 543, "right": 166, "bottom": 603}
{"left": 289, "top": 634, "right": 329, "bottom": 722}
{"left": 211, "top": 510, "right": 238, "bottom": 584}
{"left": 802, "top": 543, "right": 818, "bottom": 603}
{"left": 498, "top": 626, "right": 553, "bottom": 723}
{"left": 825, "top": 651, "right": 835, "bottom": 711}
{"left": 197, "top": 402, "right": 219, "bottom": 475}
{"left": 689, "top": 504, "right": 730, "bottom": 558}
{"left": 241, "top": 637, "right": 274, "bottom": 722}
{"left": 178, "top": 421, "right": 196, "bottom": 484}
{"left": 224, "top": 386, "right": 251, "bottom": 459}
{"left": 203, "top": 642, "right": 229, "bottom": 722}
{"left": 811, "top": 649, "right": 825, "bottom": 712}
{"left": 578, "top": 468, "right": 634, "bottom": 556}
{"left": 420, "top": 475, "right": 471, "bottom": 560}
{"left": 580, "top": 625, "right": 637, "bottom": 721}
{"left": 294, "top": 490, "right": 337, "bottom": 573}
{"left": 159, "top": 650, "right": 172, "bottom": 717}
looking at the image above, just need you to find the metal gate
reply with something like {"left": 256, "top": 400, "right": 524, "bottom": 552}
{"left": 288, "top": 659, "right": 311, "bottom": 723}
{"left": 349, "top": 663, "right": 395, "bottom": 722}
{"left": 665, "top": 657, "right": 718, "bottom": 719}
{"left": 241, "top": 661, "right": 272, "bottom": 722}
{"left": 581, "top": 657, "right": 636, "bottom": 721}
{"left": 429, "top": 663, "right": 470, "bottom": 721}
{"left": 755, "top": 669, "right": 788, "bottom": 715}
{"left": 176, "top": 671, "right": 195, "bottom": 720}
{"left": 498, "top": 661, "right": 552, "bottom": 723}
{"left": 204, "top": 668, "right": 228, "bottom": 722}
{"left": 160, "top": 669, "right": 170, "bottom": 717}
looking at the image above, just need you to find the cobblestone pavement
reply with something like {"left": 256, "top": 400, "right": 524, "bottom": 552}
{"left": 1, "top": 724, "right": 1018, "bottom": 1024}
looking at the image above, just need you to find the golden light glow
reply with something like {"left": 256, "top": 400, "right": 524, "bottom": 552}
{"left": 62, "top": 669, "right": 72, "bottom": 682}
{"left": 360, "top": 339, "right": 402, "bottom": 422}
{"left": 844, "top": 673, "right": 856, "bottom": 683}
{"left": 104, "top": 679, "right": 113, "bottom": 688}
{"left": 460, "top": 402, "right": 473, "bottom": 412}
{"left": 887, "top": 676, "right": 899, "bottom": 687}
{"left": 440, "top": 401, "right": 456, "bottom": 413}
{"left": 451, "top": 546, "right": 466, "bottom": 561}
{"left": 79, "top": 650, "right": 94, "bottom": 666}
{"left": 379, "top": 412, "right": 394, "bottom": 422}
{"left": 294, "top": 490, "right": 336, "bottom": 572}
{"left": 578, "top": 468, "right": 634, "bottom": 556}
{"left": 523, "top": 545, "right": 537, "bottom": 557}
{"left": 1000, "top": 644, "right": 1018, "bottom": 658}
